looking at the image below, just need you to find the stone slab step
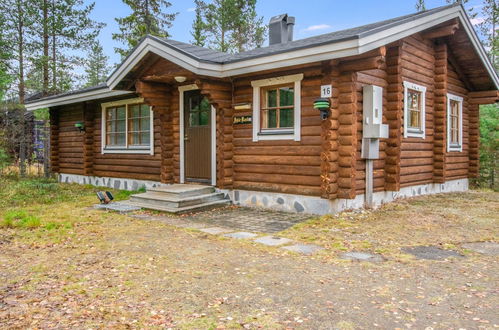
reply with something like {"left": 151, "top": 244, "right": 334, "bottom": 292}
{"left": 128, "top": 199, "right": 231, "bottom": 214}
{"left": 147, "top": 184, "right": 214, "bottom": 198}
{"left": 129, "top": 192, "right": 225, "bottom": 208}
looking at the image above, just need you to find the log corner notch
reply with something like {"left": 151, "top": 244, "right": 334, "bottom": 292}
{"left": 320, "top": 60, "right": 339, "bottom": 200}
{"left": 421, "top": 18, "right": 459, "bottom": 40}
{"left": 82, "top": 102, "right": 94, "bottom": 176}
{"left": 135, "top": 80, "right": 174, "bottom": 183}
{"left": 468, "top": 90, "right": 499, "bottom": 178}
{"left": 433, "top": 42, "right": 448, "bottom": 183}
{"left": 196, "top": 79, "right": 234, "bottom": 189}
{"left": 49, "top": 107, "right": 59, "bottom": 174}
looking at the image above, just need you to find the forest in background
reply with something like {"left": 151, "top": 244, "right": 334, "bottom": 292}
{"left": 0, "top": 0, "right": 497, "bottom": 189}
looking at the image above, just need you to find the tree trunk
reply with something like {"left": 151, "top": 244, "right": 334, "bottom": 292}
{"left": 43, "top": 0, "right": 49, "bottom": 95}
{"left": 51, "top": 0, "right": 57, "bottom": 92}
{"left": 17, "top": 0, "right": 25, "bottom": 104}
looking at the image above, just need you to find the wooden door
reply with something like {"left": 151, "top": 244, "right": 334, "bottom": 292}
{"left": 184, "top": 90, "right": 211, "bottom": 183}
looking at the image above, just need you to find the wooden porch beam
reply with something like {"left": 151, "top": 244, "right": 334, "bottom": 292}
{"left": 421, "top": 19, "right": 459, "bottom": 39}
{"left": 447, "top": 45, "right": 475, "bottom": 91}
{"left": 468, "top": 90, "right": 499, "bottom": 104}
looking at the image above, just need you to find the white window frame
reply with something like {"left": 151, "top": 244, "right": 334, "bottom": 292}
{"left": 101, "top": 97, "right": 154, "bottom": 155}
{"left": 446, "top": 93, "right": 463, "bottom": 152}
{"left": 403, "top": 81, "right": 426, "bottom": 139}
{"left": 251, "top": 73, "right": 303, "bottom": 141}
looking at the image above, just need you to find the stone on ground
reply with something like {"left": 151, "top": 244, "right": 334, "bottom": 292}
{"left": 282, "top": 244, "right": 324, "bottom": 255}
{"left": 94, "top": 202, "right": 141, "bottom": 213}
{"left": 339, "top": 251, "right": 385, "bottom": 262}
{"left": 254, "top": 236, "right": 293, "bottom": 246}
{"left": 462, "top": 242, "right": 499, "bottom": 256}
{"left": 200, "top": 227, "right": 234, "bottom": 235}
{"left": 224, "top": 232, "right": 258, "bottom": 239}
{"left": 402, "top": 246, "right": 463, "bottom": 260}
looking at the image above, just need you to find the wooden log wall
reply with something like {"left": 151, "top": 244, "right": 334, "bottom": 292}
{"left": 198, "top": 79, "right": 234, "bottom": 189}
{"left": 445, "top": 60, "right": 470, "bottom": 180}
{"left": 384, "top": 44, "right": 403, "bottom": 191}
{"left": 320, "top": 61, "right": 339, "bottom": 199}
{"left": 57, "top": 104, "right": 84, "bottom": 175}
{"left": 399, "top": 34, "right": 436, "bottom": 187}
{"left": 231, "top": 65, "right": 323, "bottom": 196}
{"left": 433, "top": 42, "right": 448, "bottom": 183}
{"left": 49, "top": 107, "right": 60, "bottom": 173}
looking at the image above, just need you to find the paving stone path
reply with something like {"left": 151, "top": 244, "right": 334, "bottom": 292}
{"left": 402, "top": 246, "right": 464, "bottom": 260}
{"left": 462, "top": 242, "right": 499, "bottom": 256}
{"left": 182, "top": 206, "right": 314, "bottom": 233}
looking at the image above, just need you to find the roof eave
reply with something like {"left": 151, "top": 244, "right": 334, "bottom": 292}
{"left": 24, "top": 87, "right": 133, "bottom": 111}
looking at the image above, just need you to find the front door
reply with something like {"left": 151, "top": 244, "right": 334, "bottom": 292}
{"left": 184, "top": 90, "right": 211, "bottom": 183}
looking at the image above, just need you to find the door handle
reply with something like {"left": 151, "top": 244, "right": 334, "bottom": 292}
{"left": 184, "top": 135, "right": 189, "bottom": 141}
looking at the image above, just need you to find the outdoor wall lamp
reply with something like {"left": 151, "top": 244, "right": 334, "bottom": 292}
{"left": 174, "top": 76, "right": 187, "bottom": 83}
{"left": 74, "top": 121, "right": 85, "bottom": 132}
{"left": 314, "top": 98, "right": 330, "bottom": 120}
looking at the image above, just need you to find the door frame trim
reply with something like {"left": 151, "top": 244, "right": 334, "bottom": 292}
{"left": 178, "top": 84, "right": 217, "bottom": 186}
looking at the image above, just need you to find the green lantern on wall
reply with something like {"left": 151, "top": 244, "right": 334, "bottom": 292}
{"left": 314, "top": 98, "right": 330, "bottom": 120}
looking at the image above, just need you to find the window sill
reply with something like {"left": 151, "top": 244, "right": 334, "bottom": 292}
{"left": 102, "top": 148, "right": 153, "bottom": 155}
{"left": 255, "top": 131, "right": 296, "bottom": 141}
{"left": 405, "top": 129, "right": 425, "bottom": 139}
{"left": 447, "top": 145, "right": 463, "bottom": 152}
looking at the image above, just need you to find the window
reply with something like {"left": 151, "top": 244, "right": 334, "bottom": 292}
{"left": 261, "top": 85, "right": 294, "bottom": 130}
{"left": 101, "top": 98, "right": 154, "bottom": 154}
{"left": 251, "top": 73, "right": 303, "bottom": 141}
{"left": 447, "top": 93, "right": 463, "bottom": 152}
{"left": 403, "top": 81, "right": 426, "bottom": 138}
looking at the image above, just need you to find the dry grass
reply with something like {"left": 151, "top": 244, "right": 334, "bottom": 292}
{"left": 282, "top": 190, "right": 499, "bottom": 259}
{"left": 1, "top": 178, "right": 498, "bottom": 328}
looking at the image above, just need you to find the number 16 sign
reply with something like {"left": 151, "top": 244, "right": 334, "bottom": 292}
{"left": 321, "top": 85, "right": 332, "bottom": 98}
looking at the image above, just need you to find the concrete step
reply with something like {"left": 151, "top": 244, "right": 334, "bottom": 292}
{"left": 128, "top": 198, "right": 231, "bottom": 214}
{"left": 129, "top": 191, "right": 226, "bottom": 209}
{"left": 148, "top": 184, "right": 215, "bottom": 198}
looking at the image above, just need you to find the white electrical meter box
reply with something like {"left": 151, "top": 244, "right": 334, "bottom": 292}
{"left": 363, "top": 85, "right": 388, "bottom": 139}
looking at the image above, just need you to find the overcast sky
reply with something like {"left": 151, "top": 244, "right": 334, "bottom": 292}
{"left": 86, "top": 0, "right": 485, "bottom": 67}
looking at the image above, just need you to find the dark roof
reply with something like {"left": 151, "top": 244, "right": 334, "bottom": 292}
{"left": 25, "top": 83, "right": 108, "bottom": 104}
{"left": 154, "top": 4, "right": 459, "bottom": 64}
{"left": 27, "top": 4, "right": 460, "bottom": 104}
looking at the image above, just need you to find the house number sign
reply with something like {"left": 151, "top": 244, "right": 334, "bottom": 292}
{"left": 321, "top": 85, "right": 332, "bottom": 98}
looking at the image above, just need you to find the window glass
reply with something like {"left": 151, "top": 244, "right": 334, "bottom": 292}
{"left": 261, "top": 85, "right": 294, "bottom": 130}
{"left": 105, "top": 103, "right": 151, "bottom": 148}
{"left": 449, "top": 99, "right": 460, "bottom": 145}
{"left": 407, "top": 89, "right": 422, "bottom": 129}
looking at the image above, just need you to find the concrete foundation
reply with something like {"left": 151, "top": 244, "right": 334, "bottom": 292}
{"left": 59, "top": 173, "right": 469, "bottom": 215}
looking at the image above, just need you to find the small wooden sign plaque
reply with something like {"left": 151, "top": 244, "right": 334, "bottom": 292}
{"left": 233, "top": 115, "right": 252, "bottom": 125}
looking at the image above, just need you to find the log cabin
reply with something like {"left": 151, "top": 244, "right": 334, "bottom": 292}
{"left": 25, "top": 4, "right": 499, "bottom": 214}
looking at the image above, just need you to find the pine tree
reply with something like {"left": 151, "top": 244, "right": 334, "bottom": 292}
{"left": 231, "top": 0, "right": 265, "bottom": 52}
{"left": 415, "top": 0, "right": 426, "bottom": 11}
{"left": 84, "top": 41, "right": 110, "bottom": 87}
{"left": 191, "top": 0, "right": 207, "bottom": 47}
{"left": 113, "top": 0, "right": 178, "bottom": 58}
{"left": 43, "top": 0, "right": 104, "bottom": 94}
{"left": 0, "top": 0, "right": 36, "bottom": 104}
{"left": 201, "top": 0, "right": 266, "bottom": 53}
{"left": 0, "top": 9, "right": 12, "bottom": 101}
{"left": 477, "top": 0, "right": 498, "bottom": 69}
